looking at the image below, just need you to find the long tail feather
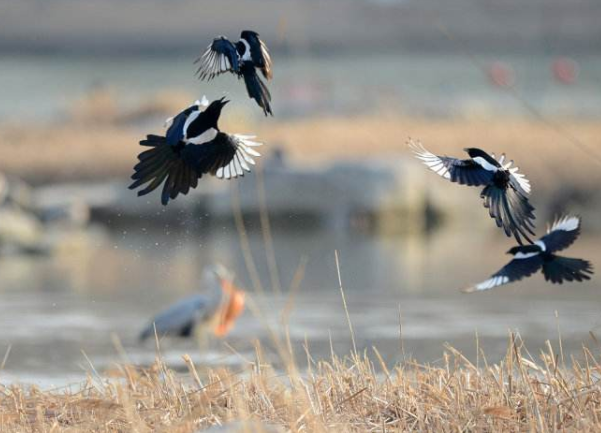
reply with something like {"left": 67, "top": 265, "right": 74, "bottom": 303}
{"left": 129, "top": 136, "right": 199, "bottom": 205}
{"left": 543, "top": 256, "right": 594, "bottom": 284}
{"left": 481, "top": 185, "right": 535, "bottom": 245}
{"left": 242, "top": 65, "right": 272, "bottom": 116}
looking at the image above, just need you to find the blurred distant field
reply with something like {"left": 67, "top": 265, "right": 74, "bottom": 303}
{"left": 1, "top": 108, "right": 600, "bottom": 198}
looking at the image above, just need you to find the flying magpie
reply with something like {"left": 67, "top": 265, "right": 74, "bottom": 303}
{"left": 463, "top": 215, "right": 593, "bottom": 292}
{"left": 410, "top": 141, "right": 535, "bottom": 245}
{"left": 129, "top": 97, "right": 263, "bottom": 205}
{"left": 195, "top": 30, "right": 273, "bottom": 116}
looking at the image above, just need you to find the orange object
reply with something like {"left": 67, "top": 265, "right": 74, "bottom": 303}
{"left": 214, "top": 280, "right": 246, "bottom": 337}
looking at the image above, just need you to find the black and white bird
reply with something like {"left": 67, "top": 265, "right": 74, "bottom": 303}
{"left": 195, "top": 30, "right": 273, "bottom": 116}
{"left": 139, "top": 265, "right": 245, "bottom": 341}
{"left": 129, "top": 97, "right": 263, "bottom": 205}
{"left": 463, "top": 215, "right": 593, "bottom": 292}
{"left": 410, "top": 141, "right": 536, "bottom": 245}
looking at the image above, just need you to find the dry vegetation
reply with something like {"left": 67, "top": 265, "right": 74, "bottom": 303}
{"left": 2, "top": 334, "right": 601, "bottom": 432}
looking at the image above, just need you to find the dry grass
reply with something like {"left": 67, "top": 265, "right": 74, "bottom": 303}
{"left": 1, "top": 109, "right": 600, "bottom": 193}
{"left": 1, "top": 334, "right": 601, "bottom": 432}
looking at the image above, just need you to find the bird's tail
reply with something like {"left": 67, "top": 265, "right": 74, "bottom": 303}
{"left": 242, "top": 65, "right": 272, "bottom": 116}
{"left": 128, "top": 135, "right": 199, "bottom": 206}
{"left": 481, "top": 185, "right": 536, "bottom": 245}
{"left": 542, "top": 256, "right": 594, "bottom": 284}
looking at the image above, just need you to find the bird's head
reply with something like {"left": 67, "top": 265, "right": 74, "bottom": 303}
{"left": 241, "top": 30, "right": 260, "bottom": 40}
{"left": 506, "top": 246, "right": 522, "bottom": 255}
{"left": 204, "top": 97, "right": 229, "bottom": 128}
{"left": 464, "top": 148, "right": 490, "bottom": 159}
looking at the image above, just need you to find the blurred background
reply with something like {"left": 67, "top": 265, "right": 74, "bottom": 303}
{"left": 0, "top": 0, "right": 600, "bottom": 386}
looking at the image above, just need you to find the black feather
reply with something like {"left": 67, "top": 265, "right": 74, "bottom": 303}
{"left": 241, "top": 63, "right": 272, "bottom": 116}
{"left": 542, "top": 256, "right": 594, "bottom": 284}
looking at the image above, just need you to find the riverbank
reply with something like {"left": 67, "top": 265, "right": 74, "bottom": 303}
{"left": 1, "top": 114, "right": 600, "bottom": 194}
{"left": 0, "top": 334, "right": 599, "bottom": 432}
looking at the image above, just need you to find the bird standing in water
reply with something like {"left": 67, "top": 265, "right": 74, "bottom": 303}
{"left": 410, "top": 141, "right": 535, "bottom": 245}
{"left": 129, "top": 97, "right": 263, "bottom": 205}
{"left": 463, "top": 215, "right": 593, "bottom": 292}
{"left": 139, "top": 265, "right": 246, "bottom": 341}
{"left": 195, "top": 30, "right": 273, "bottom": 116}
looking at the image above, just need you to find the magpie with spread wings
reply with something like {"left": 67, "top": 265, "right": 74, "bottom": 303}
{"left": 463, "top": 216, "right": 593, "bottom": 292}
{"left": 129, "top": 97, "right": 263, "bottom": 205}
{"left": 195, "top": 30, "right": 273, "bottom": 116}
{"left": 410, "top": 141, "right": 535, "bottom": 245}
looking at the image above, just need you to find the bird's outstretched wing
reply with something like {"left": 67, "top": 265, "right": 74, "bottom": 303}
{"left": 462, "top": 255, "right": 544, "bottom": 293}
{"left": 538, "top": 215, "right": 581, "bottom": 253}
{"left": 480, "top": 184, "right": 536, "bottom": 245}
{"left": 409, "top": 141, "right": 494, "bottom": 187}
{"left": 129, "top": 132, "right": 263, "bottom": 205}
{"left": 213, "top": 134, "right": 263, "bottom": 179}
{"left": 195, "top": 37, "right": 239, "bottom": 80}
{"left": 165, "top": 105, "right": 200, "bottom": 146}
{"left": 241, "top": 30, "right": 273, "bottom": 80}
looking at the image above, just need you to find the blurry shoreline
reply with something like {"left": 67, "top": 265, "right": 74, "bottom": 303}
{"left": 1, "top": 111, "right": 599, "bottom": 191}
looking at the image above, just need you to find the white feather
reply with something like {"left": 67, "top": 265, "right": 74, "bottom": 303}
{"left": 186, "top": 127, "right": 218, "bottom": 145}
{"left": 534, "top": 240, "right": 547, "bottom": 252}
{"left": 472, "top": 157, "right": 499, "bottom": 172}
{"left": 472, "top": 275, "right": 510, "bottom": 291}
{"left": 514, "top": 251, "right": 540, "bottom": 259}
{"left": 548, "top": 215, "right": 580, "bottom": 233}
{"left": 409, "top": 141, "right": 452, "bottom": 180}
{"left": 239, "top": 38, "right": 252, "bottom": 61}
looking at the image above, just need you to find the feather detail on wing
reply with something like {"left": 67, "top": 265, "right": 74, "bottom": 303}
{"left": 409, "top": 140, "right": 493, "bottom": 186}
{"left": 480, "top": 184, "right": 536, "bottom": 245}
{"left": 215, "top": 135, "right": 263, "bottom": 180}
{"left": 462, "top": 255, "right": 544, "bottom": 293}
{"left": 539, "top": 215, "right": 581, "bottom": 253}
{"left": 258, "top": 39, "right": 273, "bottom": 79}
{"left": 195, "top": 37, "right": 239, "bottom": 81}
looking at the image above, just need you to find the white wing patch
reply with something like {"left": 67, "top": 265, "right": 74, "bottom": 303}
{"left": 498, "top": 155, "right": 531, "bottom": 194}
{"left": 198, "top": 43, "right": 234, "bottom": 80}
{"left": 514, "top": 251, "right": 540, "bottom": 259}
{"left": 164, "top": 97, "right": 209, "bottom": 129}
{"left": 194, "top": 96, "right": 210, "bottom": 110}
{"left": 408, "top": 140, "right": 451, "bottom": 180}
{"left": 186, "top": 127, "right": 218, "bottom": 145}
{"left": 239, "top": 38, "right": 252, "bottom": 62}
{"left": 463, "top": 275, "right": 510, "bottom": 293}
{"left": 548, "top": 215, "right": 580, "bottom": 234}
{"left": 216, "top": 135, "right": 263, "bottom": 180}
